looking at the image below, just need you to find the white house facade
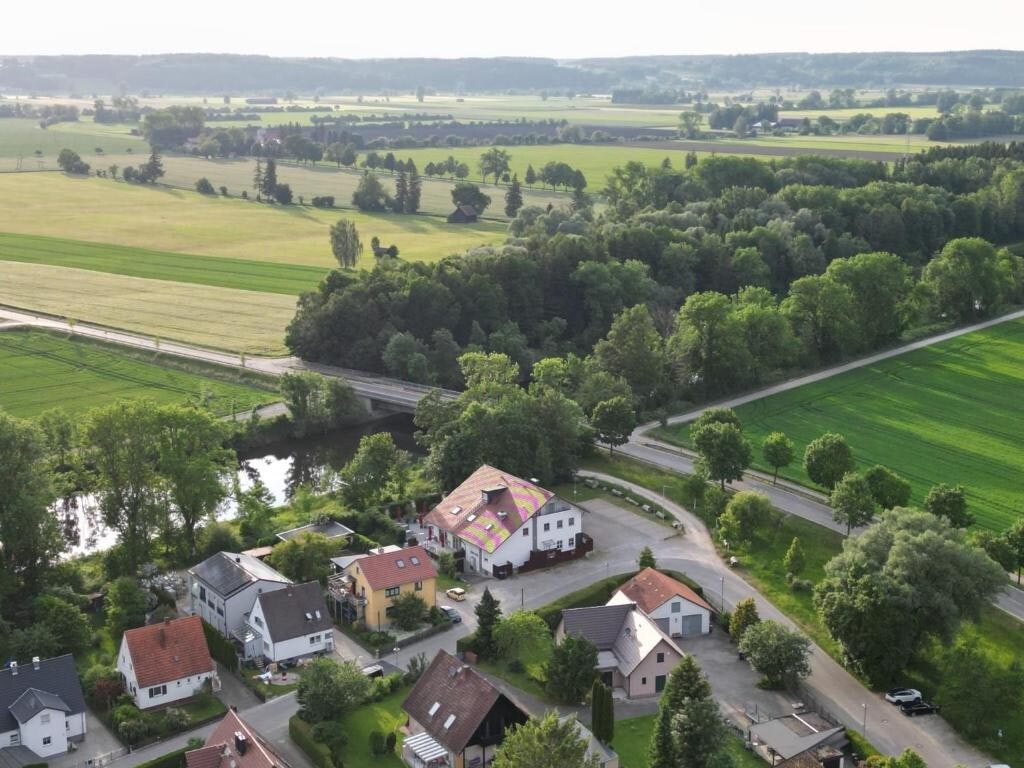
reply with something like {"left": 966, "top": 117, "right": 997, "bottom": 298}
{"left": 607, "top": 568, "right": 713, "bottom": 637}
{"left": 245, "top": 582, "right": 334, "bottom": 663}
{"left": 117, "top": 617, "right": 216, "bottom": 711}
{"left": 423, "top": 465, "right": 590, "bottom": 577}
{"left": 0, "top": 656, "right": 87, "bottom": 758}
{"left": 189, "top": 552, "right": 292, "bottom": 637}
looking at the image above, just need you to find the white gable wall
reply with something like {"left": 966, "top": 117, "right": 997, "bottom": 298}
{"left": 247, "top": 596, "right": 333, "bottom": 663}
{"left": 467, "top": 499, "right": 584, "bottom": 575}
{"left": 607, "top": 591, "right": 710, "bottom": 636}
{"left": 117, "top": 634, "right": 213, "bottom": 710}
{"left": 19, "top": 707, "right": 69, "bottom": 757}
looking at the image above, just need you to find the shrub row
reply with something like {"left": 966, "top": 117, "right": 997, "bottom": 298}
{"left": 289, "top": 715, "right": 336, "bottom": 768}
{"left": 201, "top": 619, "right": 239, "bottom": 672}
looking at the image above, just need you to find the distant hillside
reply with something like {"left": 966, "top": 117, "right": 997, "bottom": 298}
{"left": 1, "top": 50, "right": 1023, "bottom": 94}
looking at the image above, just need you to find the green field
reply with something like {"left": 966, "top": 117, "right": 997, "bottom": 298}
{"left": 0, "top": 118, "right": 145, "bottom": 160}
{"left": 0, "top": 173, "right": 506, "bottom": 267}
{"left": 0, "top": 232, "right": 329, "bottom": 294}
{"left": 653, "top": 318, "right": 1024, "bottom": 531}
{"left": 0, "top": 261, "right": 298, "bottom": 354}
{"left": 0, "top": 328, "right": 276, "bottom": 418}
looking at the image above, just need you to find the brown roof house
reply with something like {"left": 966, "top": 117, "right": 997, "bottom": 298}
{"left": 117, "top": 616, "right": 217, "bottom": 710}
{"left": 555, "top": 603, "right": 684, "bottom": 699}
{"left": 607, "top": 568, "right": 713, "bottom": 637}
{"left": 185, "top": 709, "right": 291, "bottom": 768}
{"left": 446, "top": 205, "right": 478, "bottom": 224}
{"left": 423, "top": 465, "right": 591, "bottom": 577}
{"left": 402, "top": 650, "right": 529, "bottom": 768}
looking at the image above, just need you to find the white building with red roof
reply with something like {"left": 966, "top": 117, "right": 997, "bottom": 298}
{"left": 117, "top": 616, "right": 216, "bottom": 710}
{"left": 423, "top": 465, "right": 590, "bottom": 577}
{"left": 607, "top": 568, "right": 713, "bottom": 637}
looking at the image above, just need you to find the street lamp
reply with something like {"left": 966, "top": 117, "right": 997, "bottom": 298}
{"left": 720, "top": 576, "right": 725, "bottom": 613}
{"left": 861, "top": 703, "right": 867, "bottom": 736}
{"left": 393, "top": 646, "right": 401, "bottom": 668}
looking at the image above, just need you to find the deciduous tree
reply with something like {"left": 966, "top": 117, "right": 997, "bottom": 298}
{"left": 493, "top": 711, "right": 600, "bottom": 768}
{"left": 762, "top": 432, "right": 794, "bottom": 485}
{"left": 830, "top": 472, "right": 877, "bottom": 534}
{"left": 803, "top": 432, "right": 854, "bottom": 490}
{"left": 924, "top": 483, "right": 973, "bottom": 528}
{"left": 297, "top": 658, "right": 371, "bottom": 723}
{"left": 738, "top": 620, "right": 812, "bottom": 689}
{"left": 718, "top": 491, "right": 776, "bottom": 545}
{"left": 330, "top": 219, "right": 362, "bottom": 269}
{"left": 863, "top": 465, "right": 912, "bottom": 510}
{"left": 494, "top": 611, "right": 551, "bottom": 660}
{"left": 692, "top": 423, "right": 751, "bottom": 491}
{"left": 728, "top": 598, "right": 760, "bottom": 643}
{"left": 546, "top": 635, "right": 597, "bottom": 704}
{"left": 591, "top": 396, "right": 636, "bottom": 456}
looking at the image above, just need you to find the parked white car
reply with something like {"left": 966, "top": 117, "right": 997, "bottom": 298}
{"left": 884, "top": 687, "right": 922, "bottom": 704}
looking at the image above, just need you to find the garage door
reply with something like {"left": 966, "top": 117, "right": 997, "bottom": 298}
{"left": 680, "top": 614, "right": 703, "bottom": 637}
{"left": 655, "top": 618, "right": 671, "bottom": 635}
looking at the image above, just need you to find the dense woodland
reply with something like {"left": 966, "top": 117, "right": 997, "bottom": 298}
{"left": 287, "top": 143, "right": 1024, "bottom": 416}
{"left": 5, "top": 51, "right": 1024, "bottom": 93}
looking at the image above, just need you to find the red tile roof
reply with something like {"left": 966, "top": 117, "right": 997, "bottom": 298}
{"left": 423, "top": 465, "right": 554, "bottom": 554}
{"left": 614, "top": 568, "right": 713, "bottom": 614}
{"left": 186, "top": 709, "right": 290, "bottom": 768}
{"left": 123, "top": 616, "right": 213, "bottom": 688}
{"left": 355, "top": 545, "right": 437, "bottom": 591}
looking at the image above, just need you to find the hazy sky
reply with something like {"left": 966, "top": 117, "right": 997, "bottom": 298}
{"left": 6, "top": 0, "right": 1024, "bottom": 58}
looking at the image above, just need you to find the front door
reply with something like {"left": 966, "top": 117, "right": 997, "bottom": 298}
{"left": 655, "top": 674, "right": 666, "bottom": 693}
{"left": 601, "top": 671, "right": 613, "bottom": 687}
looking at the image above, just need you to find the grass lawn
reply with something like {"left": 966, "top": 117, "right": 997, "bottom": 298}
{"left": 0, "top": 232, "right": 329, "bottom": 295}
{"left": 653, "top": 318, "right": 1024, "bottom": 531}
{"left": 436, "top": 573, "right": 470, "bottom": 592}
{"left": 0, "top": 328, "right": 276, "bottom": 418}
{"left": 615, "top": 715, "right": 762, "bottom": 768}
{"left": 0, "top": 261, "right": 298, "bottom": 354}
{"left": 179, "top": 694, "right": 228, "bottom": 722}
{"left": 0, "top": 173, "right": 506, "bottom": 268}
{"left": 336, "top": 687, "right": 408, "bottom": 768}
{"left": 477, "top": 644, "right": 552, "bottom": 703}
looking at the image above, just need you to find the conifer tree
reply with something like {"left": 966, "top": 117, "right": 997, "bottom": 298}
{"left": 406, "top": 162, "right": 422, "bottom": 213}
{"left": 393, "top": 170, "right": 409, "bottom": 213}
{"left": 505, "top": 174, "right": 524, "bottom": 217}
{"left": 475, "top": 587, "right": 502, "bottom": 657}
{"left": 525, "top": 164, "right": 537, "bottom": 185}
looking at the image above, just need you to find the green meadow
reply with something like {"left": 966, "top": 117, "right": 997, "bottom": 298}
{"left": 0, "top": 328, "right": 275, "bottom": 418}
{"left": 653, "top": 318, "right": 1024, "bottom": 531}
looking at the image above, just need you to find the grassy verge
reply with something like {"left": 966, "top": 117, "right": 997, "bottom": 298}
{"left": 615, "top": 715, "right": 761, "bottom": 768}
{"left": 477, "top": 646, "right": 552, "bottom": 702}
{"left": 651, "top": 317, "right": 1024, "bottom": 531}
{"left": 580, "top": 453, "right": 708, "bottom": 523}
{"left": 0, "top": 327, "right": 278, "bottom": 418}
{"left": 335, "top": 687, "right": 408, "bottom": 768}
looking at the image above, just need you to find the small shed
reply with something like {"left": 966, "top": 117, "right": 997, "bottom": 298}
{"left": 447, "top": 204, "right": 478, "bottom": 223}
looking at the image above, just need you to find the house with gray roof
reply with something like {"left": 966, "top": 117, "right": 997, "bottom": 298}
{"left": 555, "top": 602, "right": 684, "bottom": 699}
{"left": 244, "top": 582, "right": 334, "bottom": 663}
{"left": 0, "top": 655, "right": 86, "bottom": 758}
{"left": 189, "top": 552, "right": 292, "bottom": 638}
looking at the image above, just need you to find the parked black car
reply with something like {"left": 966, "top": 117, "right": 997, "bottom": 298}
{"left": 900, "top": 701, "right": 940, "bottom": 716}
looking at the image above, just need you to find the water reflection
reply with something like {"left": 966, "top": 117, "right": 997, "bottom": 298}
{"left": 61, "top": 413, "right": 418, "bottom": 557}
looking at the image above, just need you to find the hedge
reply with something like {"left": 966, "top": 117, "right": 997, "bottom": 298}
{"left": 201, "top": 619, "right": 239, "bottom": 672}
{"left": 289, "top": 715, "right": 336, "bottom": 768}
{"left": 24, "top": 763, "right": 49, "bottom": 768}
{"left": 133, "top": 747, "right": 188, "bottom": 768}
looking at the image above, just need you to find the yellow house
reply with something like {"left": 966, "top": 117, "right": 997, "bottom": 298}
{"left": 348, "top": 545, "right": 437, "bottom": 631}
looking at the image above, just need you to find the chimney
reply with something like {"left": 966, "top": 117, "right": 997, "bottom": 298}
{"left": 164, "top": 617, "right": 171, "bottom": 626}
{"left": 235, "top": 556, "right": 241, "bottom": 563}
{"left": 9, "top": 661, "right": 17, "bottom": 675}
{"left": 32, "top": 657, "right": 40, "bottom": 670}
{"left": 234, "top": 732, "right": 248, "bottom": 755}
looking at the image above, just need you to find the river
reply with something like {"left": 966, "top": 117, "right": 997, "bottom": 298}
{"left": 62, "top": 413, "right": 418, "bottom": 558}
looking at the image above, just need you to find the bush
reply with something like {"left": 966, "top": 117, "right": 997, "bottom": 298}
{"left": 312, "top": 195, "right": 335, "bottom": 208}
{"left": 202, "top": 619, "right": 239, "bottom": 671}
{"left": 219, "top": 186, "right": 228, "bottom": 196}
{"left": 456, "top": 633, "right": 479, "bottom": 655}
{"left": 385, "top": 732, "right": 397, "bottom": 752}
{"left": 369, "top": 730, "right": 386, "bottom": 755}
{"left": 195, "top": 177, "right": 215, "bottom": 194}
{"left": 161, "top": 708, "right": 190, "bottom": 732}
{"left": 368, "top": 673, "right": 403, "bottom": 702}
{"left": 789, "top": 578, "right": 813, "bottom": 592}
{"left": 507, "top": 659, "right": 525, "bottom": 673}
{"left": 312, "top": 720, "right": 348, "bottom": 763}
{"left": 536, "top": 573, "right": 636, "bottom": 631}
{"left": 289, "top": 715, "right": 336, "bottom": 768}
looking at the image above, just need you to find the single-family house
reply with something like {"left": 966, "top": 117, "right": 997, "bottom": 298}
{"left": 555, "top": 603, "right": 684, "bottom": 698}
{"left": 189, "top": 552, "right": 292, "bottom": 637}
{"left": 607, "top": 568, "right": 713, "bottom": 637}
{"left": 0, "top": 655, "right": 86, "bottom": 758}
{"left": 244, "top": 582, "right": 334, "bottom": 663}
{"left": 402, "top": 650, "right": 529, "bottom": 768}
{"left": 344, "top": 546, "right": 437, "bottom": 631}
{"left": 446, "top": 205, "right": 478, "bottom": 224}
{"left": 118, "top": 616, "right": 216, "bottom": 710}
{"left": 423, "top": 465, "right": 592, "bottom": 577}
{"left": 747, "top": 714, "right": 847, "bottom": 764}
{"left": 185, "top": 708, "right": 291, "bottom": 768}
{"left": 275, "top": 520, "right": 353, "bottom": 544}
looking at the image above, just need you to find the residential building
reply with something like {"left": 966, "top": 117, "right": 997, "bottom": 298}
{"left": 747, "top": 714, "right": 847, "bottom": 764}
{"left": 189, "top": 552, "right": 292, "bottom": 637}
{"left": 555, "top": 603, "right": 684, "bottom": 698}
{"left": 423, "top": 465, "right": 591, "bottom": 577}
{"left": 446, "top": 205, "right": 478, "bottom": 223}
{"left": 402, "top": 650, "right": 529, "bottom": 768}
{"left": 185, "top": 708, "right": 291, "bottom": 768}
{"left": 118, "top": 616, "right": 216, "bottom": 710}
{"left": 340, "top": 546, "right": 437, "bottom": 631}
{"left": 0, "top": 655, "right": 86, "bottom": 758}
{"left": 275, "top": 520, "right": 353, "bottom": 544}
{"left": 243, "top": 582, "right": 334, "bottom": 663}
{"left": 607, "top": 568, "right": 713, "bottom": 637}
